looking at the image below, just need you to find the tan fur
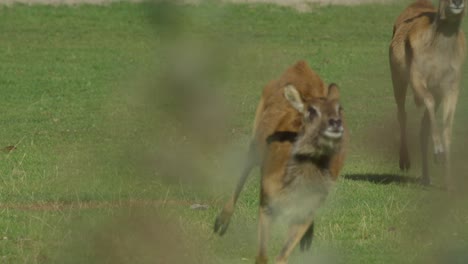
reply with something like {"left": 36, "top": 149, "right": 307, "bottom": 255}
{"left": 389, "top": 0, "right": 466, "bottom": 188}
{"left": 214, "top": 61, "right": 348, "bottom": 263}
{"left": 252, "top": 60, "right": 347, "bottom": 177}
{"left": 256, "top": 86, "right": 344, "bottom": 264}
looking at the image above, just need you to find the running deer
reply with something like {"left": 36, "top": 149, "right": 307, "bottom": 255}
{"left": 214, "top": 61, "right": 348, "bottom": 263}
{"left": 389, "top": 0, "right": 466, "bottom": 189}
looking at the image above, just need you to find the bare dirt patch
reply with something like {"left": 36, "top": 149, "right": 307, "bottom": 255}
{"left": 0, "top": 199, "right": 194, "bottom": 211}
{"left": 0, "top": 0, "right": 396, "bottom": 8}
{"left": 227, "top": 0, "right": 394, "bottom": 11}
{"left": 0, "top": 0, "right": 140, "bottom": 4}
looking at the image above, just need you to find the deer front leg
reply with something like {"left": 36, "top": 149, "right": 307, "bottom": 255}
{"left": 256, "top": 207, "right": 271, "bottom": 264}
{"left": 275, "top": 219, "right": 314, "bottom": 264}
{"left": 420, "top": 110, "right": 431, "bottom": 185}
{"left": 411, "top": 71, "right": 444, "bottom": 162}
{"left": 441, "top": 88, "right": 459, "bottom": 191}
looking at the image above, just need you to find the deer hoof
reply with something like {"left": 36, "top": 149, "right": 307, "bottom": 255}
{"left": 399, "top": 158, "right": 410, "bottom": 171}
{"left": 213, "top": 211, "right": 231, "bottom": 236}
{"left": 419, "top": 176, "right": 432, "bottom": 186}
{"left": 399, "top": 148, "right": 410, "bottom": 171}
{"left": 255, "top": 255, "right": 268, "bottom": 264}
{"left": 433, "top": 151, "right": 446, "bottom": 164}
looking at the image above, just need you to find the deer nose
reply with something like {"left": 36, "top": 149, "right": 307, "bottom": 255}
{"left": 453, "top": 0, "right": 463, "bottom": 7}
{"left": 328, "top": 118, "right": 342, "bottom": 128}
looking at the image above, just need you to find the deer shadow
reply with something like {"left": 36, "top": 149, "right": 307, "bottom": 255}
{"left": 343, "top": 173, "right": 420, "bottom": 185}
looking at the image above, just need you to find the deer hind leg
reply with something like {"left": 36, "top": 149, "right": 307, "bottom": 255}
{"left": 275, "top": 219, "right": 314, "bottom": 264}
{"left": 256, "top": 207, "right": 271, "bottom": 264}
{"left": 299, "top": 222, "right": 314, "bottom": 252}
{"left": 214, "top": 142, "right": 258, "bottom": 236}
{"left": 391, "top": 67, "right": 410, "bottom": 170}
{"left": 441, "top": 89, "right": 459, "bottom": 191}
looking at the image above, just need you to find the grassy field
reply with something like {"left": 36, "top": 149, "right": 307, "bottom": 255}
{"left": 1, "top": 1, "right": 468, "bottom": 263}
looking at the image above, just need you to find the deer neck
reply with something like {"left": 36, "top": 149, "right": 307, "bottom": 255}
{"left": 292, "top": 153, "right": 331, "bottom": 170}
{"left": 292, "top": 134, "right": 339, "bottom": 166}
{"left": 434, "top": 11, "right": 463, "bottom": 37}
{"left": 427, "top": 14, "right": 463, "bottom": 53}
{"left": 433, "top": 16, "right": 462, "bottom": 36}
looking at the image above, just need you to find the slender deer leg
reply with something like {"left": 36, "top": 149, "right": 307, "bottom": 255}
{"left": 299, "top": 222, "right": 314, "bottom": 251}
{"left": 256, "top": 207, "right": 271, "bottom": 264}
{"left": 214, "top": 143, "right": 258, "bottom": 236}
{"left": 397, "top": 92, "right": 410, "bottom": 171}
{"left": 390, "top": 66, "right": 410, "bottom": 170}
{"left": 420, "top": 110, "right": 431, "bottom": 185}
{"left": 420, "top": 98, "right": 441, "bottom": 185}
{"left": 441, "top": 88, "right": 459, "bottom": 191}
{"left": 411, "top": 72, "right": 444, "bottom": 161}
{"left": 275, "top": 220, "right": 314, "bottom": 264}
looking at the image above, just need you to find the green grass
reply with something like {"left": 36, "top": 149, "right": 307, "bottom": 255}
{"left": 0, "top": 1, "right": 468, "bottom": 263}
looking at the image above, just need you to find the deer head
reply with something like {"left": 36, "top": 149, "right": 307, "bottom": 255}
{"left": 284, "top": 84, "right": 344, "bottom": 158}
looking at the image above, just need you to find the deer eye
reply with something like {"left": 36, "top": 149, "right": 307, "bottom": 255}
{"left": 307, "top": 106, "right": 319, "bottom": 120}
{"left": 335, "top": 104, "right": 343, "bottom": 114}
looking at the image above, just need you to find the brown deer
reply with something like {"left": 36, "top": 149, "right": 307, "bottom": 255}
{"left": 389, "top": 0, "right": 466, "bottom": 189}
{"left": 214, "top": 61, "right": 348, "bottom": 263}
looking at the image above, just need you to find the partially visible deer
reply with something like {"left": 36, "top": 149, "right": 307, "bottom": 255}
{"left": 252, "top": 85, "right": 344, "bottom": 264}
{"left": 389, "top": 0, "right": 466, "bottom": 189}
{"left": 214, "top": 61, "right": 348, "bottom": 263}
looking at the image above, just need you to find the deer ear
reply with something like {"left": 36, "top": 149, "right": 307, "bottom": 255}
{"left": 284, "top": 84, "right": 305, "bottom": 113}
{"left": 439, "top": 0, "right": 447, "bottom": 20}
{"left": 327, "top": 83, "right": 340, "bottom": 101}
{"left": 439, "top": 0, "right": 448, "bottom": 20}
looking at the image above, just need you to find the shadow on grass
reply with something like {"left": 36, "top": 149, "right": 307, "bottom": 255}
{"left": 343, "top": 173, "right": 420, "bottom": 185}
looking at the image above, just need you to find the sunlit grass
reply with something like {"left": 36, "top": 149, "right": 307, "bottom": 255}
{"left": 0, "top": 1, "right": 467, "bottom": 263}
